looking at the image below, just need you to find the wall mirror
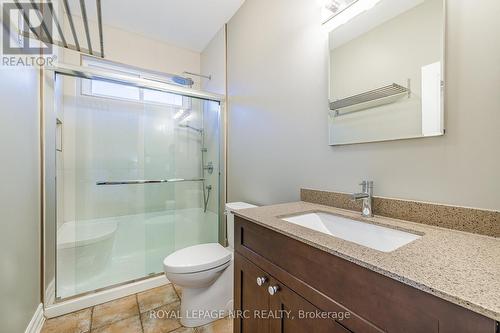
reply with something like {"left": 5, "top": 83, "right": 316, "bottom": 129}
{"left": 327, "top": 0, "right": 445, "bottom": 145}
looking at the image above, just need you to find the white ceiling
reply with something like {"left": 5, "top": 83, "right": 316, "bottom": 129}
{"left": 69, "top": 0, "right": 245, "bottom": 52}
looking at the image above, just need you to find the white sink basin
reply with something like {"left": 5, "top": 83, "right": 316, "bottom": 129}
{"left": 282, "top": 212, "right": 421, "bottom": 252}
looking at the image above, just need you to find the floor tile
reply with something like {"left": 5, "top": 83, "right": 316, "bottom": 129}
{"left": 137, "top": 284, "right": 179, "bottom": 313}
{"left": 41, "top": 307, "right": 92, "bottom": 333}
{"left": 92, "top": 295, "right": 139, "bottom": 329}
{"left": 170, "top": 327, "right": 196, "bottom": 333}
{"left": 195, "top": 317, "right": 232, "bottom": 333}
{"left": 141, "top": 301, "right": 182, "bottom": 333}
{"left": 91, "top": 315, "right": 143, "bottom": 333}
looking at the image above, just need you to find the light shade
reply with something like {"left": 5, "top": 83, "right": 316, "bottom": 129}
{"left": 323, "top": 0, "right": 382, "bottom": 32}
{"left": 321, "top": 0, "right": 358, "bottom": 23}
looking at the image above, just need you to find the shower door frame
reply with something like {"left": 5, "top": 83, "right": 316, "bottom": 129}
{"left": 42, "top": 64, "right": 227, "bottom": 309}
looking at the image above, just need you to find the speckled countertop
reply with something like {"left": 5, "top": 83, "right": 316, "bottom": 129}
{"left": 233, "top": 201, "right": 500, "bottom": 321}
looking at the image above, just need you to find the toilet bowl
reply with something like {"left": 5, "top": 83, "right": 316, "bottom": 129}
{"left": 163, "top": 202, "right": 257, "bottom": 327}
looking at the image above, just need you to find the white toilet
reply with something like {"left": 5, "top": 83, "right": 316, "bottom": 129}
{"left": 163, "top": 202, "right": 257, "bottom": 327}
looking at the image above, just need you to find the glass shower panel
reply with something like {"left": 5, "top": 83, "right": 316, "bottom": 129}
{"left": 55, "top": 73, "right": 220, "bottom": 300}
{"left": 142, "top": 94, "right": 220, "bottom": 274}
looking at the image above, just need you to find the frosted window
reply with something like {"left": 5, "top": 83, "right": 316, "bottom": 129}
{"left": 143, "top": 89, "right": 183, "bottom": 106}
{"left": 91, "top": 80, "right": 140, "bottom": 101}
{"left": 82, "top": 56, "right": 184, "bottom": 107}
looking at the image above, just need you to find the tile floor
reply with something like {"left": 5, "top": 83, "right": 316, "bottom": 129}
{"left": 41, "top": 284, "right": 232, "bottom": 333}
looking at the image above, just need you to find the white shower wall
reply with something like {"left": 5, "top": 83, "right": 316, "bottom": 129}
{"left": 60, "top": 76, "right": 205, "bottom": 222}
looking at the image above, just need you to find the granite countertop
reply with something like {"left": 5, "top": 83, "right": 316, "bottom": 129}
{"left": 233, "top": 201, "right": 500, "bottom": 321}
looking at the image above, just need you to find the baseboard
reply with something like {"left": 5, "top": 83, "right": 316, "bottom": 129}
{"left": 25, "top": 303, "right": 45, "bottom": 333}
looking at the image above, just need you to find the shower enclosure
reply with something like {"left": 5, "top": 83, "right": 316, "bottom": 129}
{"left": 43, "top": 65, "right": 225, "bottom": 304}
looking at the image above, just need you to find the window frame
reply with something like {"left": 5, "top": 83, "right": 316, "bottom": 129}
{"left": 80, "top": 56, "right": 188, "bottom": 108}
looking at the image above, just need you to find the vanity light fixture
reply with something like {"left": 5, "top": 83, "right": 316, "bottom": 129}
{"left": 321, "top": 0, "right": 357, "bottom": 22}
{"left": 322, "top": 0, "right": 382, "bottom": 32}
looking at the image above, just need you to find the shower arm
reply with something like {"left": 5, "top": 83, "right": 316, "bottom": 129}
{"left": 183, "top": 71, "right": 211, "bottom": 80}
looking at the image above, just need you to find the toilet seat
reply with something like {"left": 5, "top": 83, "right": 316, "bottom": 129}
{"left": 163, "top": 243, "right": 231, "bottom": 274}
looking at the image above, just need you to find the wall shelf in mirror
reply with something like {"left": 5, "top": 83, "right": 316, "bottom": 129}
{"left": 330, "top": 82, "right": 410, "bottom": 117}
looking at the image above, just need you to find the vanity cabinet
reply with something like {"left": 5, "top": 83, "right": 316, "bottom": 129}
{"left": 233, "top": 216, "right": 497, "bottom": 333}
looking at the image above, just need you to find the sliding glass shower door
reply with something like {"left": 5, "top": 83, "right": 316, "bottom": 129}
{"left": 54, "top": 73, "right": 220, "bottom": 300}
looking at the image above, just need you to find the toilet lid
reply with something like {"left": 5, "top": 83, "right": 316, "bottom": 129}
{"left": 163, "top": 243, "right": 232, "bottom": 274}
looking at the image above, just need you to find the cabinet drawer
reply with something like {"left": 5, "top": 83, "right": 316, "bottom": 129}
{"left": 235, "top": 216, "right": 497, "bottom": 333}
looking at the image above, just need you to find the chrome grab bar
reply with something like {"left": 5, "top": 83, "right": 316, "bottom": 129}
{"left": 96, "top": 178, "right": 205, "bottom": 186}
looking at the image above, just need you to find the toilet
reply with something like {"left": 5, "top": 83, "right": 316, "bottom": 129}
{"left": 163, "top": 202, "right": 257, "bottom": 327}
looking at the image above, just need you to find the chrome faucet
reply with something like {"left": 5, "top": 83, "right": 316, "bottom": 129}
{"left": 352, "top": 181, "right": 374, "bottom": 217}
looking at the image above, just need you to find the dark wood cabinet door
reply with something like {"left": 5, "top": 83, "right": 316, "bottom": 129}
{"left": 234, "top": 253, "right": 271, "bottom": 333}
{"left": 268, "top": 278, "right": 351, "bottom": 333}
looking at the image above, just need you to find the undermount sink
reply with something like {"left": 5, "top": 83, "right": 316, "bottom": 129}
{"left": 282, "top": 212, "right": 421, "bottom": 252}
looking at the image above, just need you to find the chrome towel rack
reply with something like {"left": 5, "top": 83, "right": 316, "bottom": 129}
{"left": 330, "top": 82, "right": 410, "bottom": 117}
{"left": 96, "top": 178, "right": 205, "bottom": 186}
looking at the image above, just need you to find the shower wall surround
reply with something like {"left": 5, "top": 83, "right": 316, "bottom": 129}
{"left": 61, "top": 76, "right": 205, "bottom": 221}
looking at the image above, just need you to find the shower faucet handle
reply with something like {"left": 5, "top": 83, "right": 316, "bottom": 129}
{"left": 203, "top": 161, "right": 214, "bottom": 175}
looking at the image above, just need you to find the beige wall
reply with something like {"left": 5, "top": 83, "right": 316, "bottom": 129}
{"left": 226, "top": 0, "right": 500, "bottom": 211}
{"left": 92, "top": 24, "right": 200, "bottom": 78}
{"left": 60, "top": 17, "right": 201, "bottom": 85}
{"left": 0, "top": 53, "right": 41, "bottom": 333}
{"left": 201, "top": 27, "right": 226, "bottom": 96}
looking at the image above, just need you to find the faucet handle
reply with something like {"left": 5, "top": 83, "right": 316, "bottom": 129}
{"left": 359, "top": 180, "right": 374, "bottom": 194}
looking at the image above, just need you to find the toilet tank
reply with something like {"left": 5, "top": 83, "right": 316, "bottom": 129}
{"left": 225, "top": 202, "right": 257, "bottom": 248}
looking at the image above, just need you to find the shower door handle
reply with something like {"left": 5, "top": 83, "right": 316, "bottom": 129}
{"left": 96, "top": 178, "right": 205, "bottom": 185}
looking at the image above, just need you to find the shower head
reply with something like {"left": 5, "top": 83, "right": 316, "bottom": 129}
{"left": 172, "top": 76, "right": 194, "bottom": 87}
{"left": 179, "top": 124, "right": 203, "bottom": 134}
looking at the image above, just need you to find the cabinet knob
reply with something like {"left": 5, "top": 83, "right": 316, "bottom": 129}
{"left": 256, "top": 276, "right": 267, "bottom": 286}
{"left": 268, "top": 285, "right": 279, "bottom": 296}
